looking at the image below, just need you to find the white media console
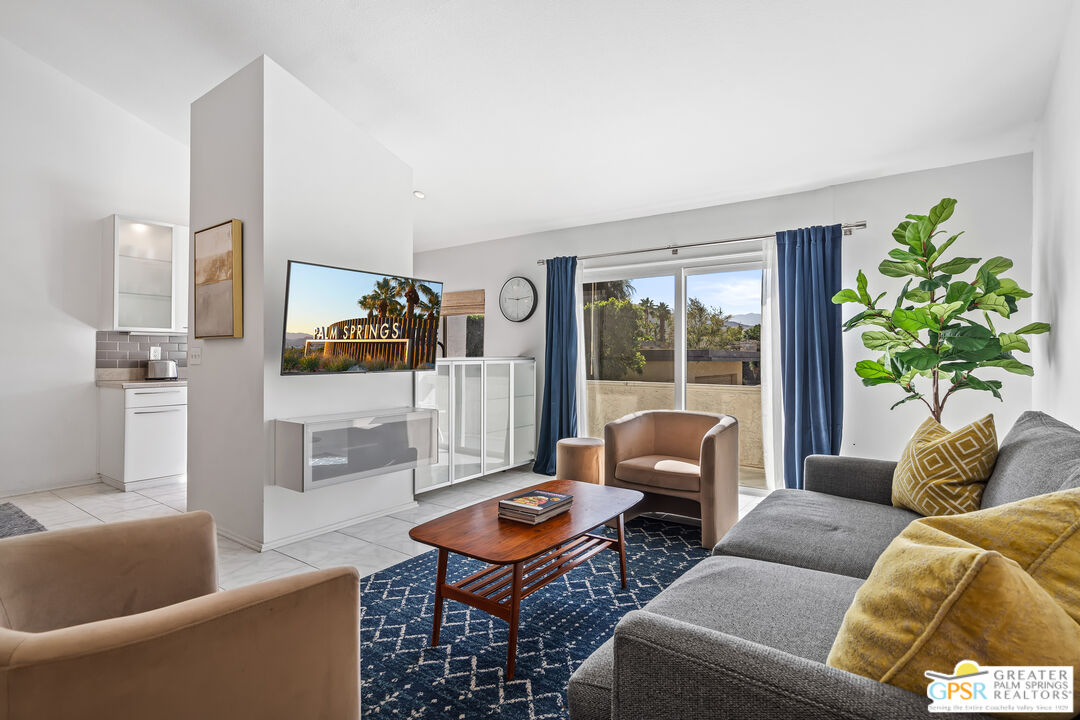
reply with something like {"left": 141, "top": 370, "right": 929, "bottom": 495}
{"left": 274, "top": 407, "right": 438, "bottom": 493}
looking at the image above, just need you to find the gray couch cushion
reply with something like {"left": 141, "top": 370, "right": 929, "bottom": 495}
{"left": 712, "top": 489, "right": 920, "bottom": 578}
{"left": 568, "top": 556, "right": 862, "bottom": 720}
{"left": 982, "top": 411, "right": 1080, "bottom": 507}
{"left": 640, "top": 555, "right": 861, "bottom": 662}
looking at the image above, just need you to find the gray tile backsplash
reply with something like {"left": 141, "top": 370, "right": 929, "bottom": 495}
{"left": 95, "top": 331, "right": 188, "bottom": 369}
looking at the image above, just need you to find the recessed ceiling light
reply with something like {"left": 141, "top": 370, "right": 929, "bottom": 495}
{"left": 413, "top": 190, "right": 426, "bottom": 199}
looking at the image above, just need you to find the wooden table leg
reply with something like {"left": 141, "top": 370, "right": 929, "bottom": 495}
{"left": 506, "top": 561, "right": 523, "bottom": 679}
{"left": 616, "top": 514, "right": 628, "bottom": 589}
{"left": 431, "top": 548, "right": 448, "bottom": 646}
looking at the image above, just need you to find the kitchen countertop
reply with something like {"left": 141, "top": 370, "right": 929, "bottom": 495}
{"left": 96, "top": 380, "right": 188, "bottom": 389}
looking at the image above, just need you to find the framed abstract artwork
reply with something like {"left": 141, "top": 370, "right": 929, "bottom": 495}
{"left": 193, "top": 219, "right": 243, "bottom": 338}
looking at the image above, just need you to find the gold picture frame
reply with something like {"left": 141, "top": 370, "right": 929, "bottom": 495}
{"left": 193, "top": 219, "right": 243, "bottom": 338}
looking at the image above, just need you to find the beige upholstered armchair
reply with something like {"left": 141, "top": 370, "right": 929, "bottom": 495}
{"left": 605, "top": 410, "right": 739, "bottom": 548}
{"left": 0, "top": 511, "right": 360, "bottom": 720}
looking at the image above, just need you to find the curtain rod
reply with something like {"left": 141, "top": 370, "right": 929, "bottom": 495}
{"left": 535, "top": 221, "right": 868, "bottom": 265}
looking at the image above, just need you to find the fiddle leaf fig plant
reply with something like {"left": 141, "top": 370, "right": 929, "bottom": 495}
{"left": 832, "top": 197, "right": 1050, "bottom": 423}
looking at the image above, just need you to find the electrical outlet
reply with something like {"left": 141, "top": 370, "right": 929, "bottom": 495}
{"left": 149, "top": 346, "right": 162, "bottom": 360}
{"left": 189, "top": 344, "right": 203, "bottom": 365}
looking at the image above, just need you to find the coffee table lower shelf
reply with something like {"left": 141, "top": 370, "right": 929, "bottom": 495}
{"left": 429, "top": 516, "right": 628, "bottom": 679}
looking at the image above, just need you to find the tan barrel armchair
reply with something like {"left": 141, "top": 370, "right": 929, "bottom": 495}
{"left": 605, "top": 410, "right": 739, "bottom": 548}
{"left": 0, "top": 511, "right": 360, "bottom": 720}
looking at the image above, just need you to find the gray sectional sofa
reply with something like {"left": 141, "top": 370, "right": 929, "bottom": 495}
{"left": 568, "top": 410, "right": 1080, "bottom": 720}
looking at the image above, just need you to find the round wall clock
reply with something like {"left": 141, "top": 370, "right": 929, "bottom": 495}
{"left": 499, "top": 276, "right": 538, "bottom": 322}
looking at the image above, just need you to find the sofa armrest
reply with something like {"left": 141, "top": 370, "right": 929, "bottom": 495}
{"left": 803, "top": 455, "right": 897, "bottom": 506}
{"left": 612, "top": 610, "right": 962, "bottom": 720}
{"left": 1, "top": 567, "right": 361, "bottom": 720}
{"left": 604, "top": 412, "right": 653, "bottom": 484}
{"left": 0, "top": 511, "right": 218, "bottom": 632}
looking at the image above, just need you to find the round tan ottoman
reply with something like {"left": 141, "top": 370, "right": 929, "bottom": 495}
{"left": 555, "top": 437, "right": 605, "bottom": 484}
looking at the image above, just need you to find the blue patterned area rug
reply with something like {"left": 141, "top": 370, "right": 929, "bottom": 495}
{"left": 361, "top": 517, "right": 708, "bottom": 718}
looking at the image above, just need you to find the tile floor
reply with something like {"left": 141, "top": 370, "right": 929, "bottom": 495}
{"left": 6, "top": 469, "right": 767, "bottom": 590}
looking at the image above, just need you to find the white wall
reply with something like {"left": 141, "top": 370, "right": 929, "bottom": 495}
{"left": 0, "top": 36, "right": 188, "bottom": 496}
{"left": 1032, "top": 3, "right": 1080, "bottom": 430}
{"left": 261, "top": 58, "right": 414, "bottom": 547}
{"left": 189, "top": 57, "right": 414, "bottom": 549}
{"left": 833, "top": 156, "right": 1033, "bottom": 456}
{"left": 415, "top": 154, "right": 1035, "bottom": 461}
{"left": 188, "top": 58, "right": 267, "bottom": 544}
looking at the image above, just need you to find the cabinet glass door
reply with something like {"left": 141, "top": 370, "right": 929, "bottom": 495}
{"left": 484, "top": 362, "right": 511, "bottom": 474}
{"left": 304, "top": 410, "right": 437, "bottom": 491}
{"left": 452, "top": 362, "right": 484, "bottom": 481}
{"left": 116, "top": 218, "right": 174, "bottom": 330}
{"left": 513, "top": 361, "right": 536, "bottom": 465}
{"left": 173, "top": 226, "right": 189, "bottom": 331}
{"left": 414, "top": 365, "right": 451, "bottom": 492}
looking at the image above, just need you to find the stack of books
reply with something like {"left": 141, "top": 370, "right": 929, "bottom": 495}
{"left": 498, "top": 489, "right": 573, "bottom": 525}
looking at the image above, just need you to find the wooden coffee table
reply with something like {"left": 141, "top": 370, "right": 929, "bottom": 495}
{"left": 409, "top": 479, "right": 643, "bottom": 679}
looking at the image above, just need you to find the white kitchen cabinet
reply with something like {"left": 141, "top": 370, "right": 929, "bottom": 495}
{"left": 100, "top": 215, "right": 189, "bottom": 333}
{"left": 173, "top": 224, "right": 189, "bottom": 332}
{"left": 413, "top": 357, "right": 536, "bottom": 494}
{"left": 98, "top": 384, "right": 188, "bottom": 491}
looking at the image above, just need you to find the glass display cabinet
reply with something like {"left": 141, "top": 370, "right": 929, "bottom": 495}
{"left": 413, "top": 357, "right": 537, "bottom": 494}
{"left": 101, "top": 215, "right": 189, "bottom": 332}
{"left": 414, "top": 363, "right": 451, "bottom": 492}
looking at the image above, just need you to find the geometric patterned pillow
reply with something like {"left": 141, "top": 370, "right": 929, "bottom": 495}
{"left": 891, "top": 414, "right": 998, "bottom": 516}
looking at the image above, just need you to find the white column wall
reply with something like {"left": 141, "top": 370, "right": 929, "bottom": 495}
{"left": 261, "top": 58, "right": 414, "bottom": 547}
{"left": 188, "top": 58, "right": 267, "bottom": 545}
{"left": 189, "top": 57, "right": 415, "bottom": 549}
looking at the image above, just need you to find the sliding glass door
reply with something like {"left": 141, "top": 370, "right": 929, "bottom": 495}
{"left": 583, "top": 275, "right": 675, "bottom": 437}
{"left": 582, "top": 260, "right": 765, "bottom": 488}
{"left": 684, "top": 266, "right": 765, "bottom": 489}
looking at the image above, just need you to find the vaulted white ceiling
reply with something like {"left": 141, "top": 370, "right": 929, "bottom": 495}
{"left": 0, "top": 1, "right": 1070, "bottom": 251}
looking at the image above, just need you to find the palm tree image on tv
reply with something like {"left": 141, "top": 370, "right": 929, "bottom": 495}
{"left": 357, "top": 277, "right": 404, "bottom": 319}
{"left": 416, "top": 283, "right": 441, "bottom": 318}
{"left": 281, "top": 263, "right": 443, "bottom": 375}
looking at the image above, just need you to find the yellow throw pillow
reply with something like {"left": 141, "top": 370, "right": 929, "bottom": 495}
{"left": 892, "top": 414, "right": 998, "bottom": 515}
{"left": 920, "top": 488, "right": 1080, "bottom": 624}
{"left": 827, "top": 521, "right": 1080, "bottom": 718}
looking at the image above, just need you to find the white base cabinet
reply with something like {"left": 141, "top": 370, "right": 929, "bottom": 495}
{"left": 98, "top": 385, "right": 188, "bottom": 491}
{"left": 414, "top": 357, "right": 536, "bottom": 494}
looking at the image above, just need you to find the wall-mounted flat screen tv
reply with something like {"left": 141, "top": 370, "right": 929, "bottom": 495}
{"left": 281, "top": 260, "right": 443, "bottom": 375}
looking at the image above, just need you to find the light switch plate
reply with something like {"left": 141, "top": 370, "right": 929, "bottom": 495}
{"left": 189, "top": 344, "right": 203, "bottom": 365}
{"left": 149, "top": 346, "right": 162, "bottom": 360}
